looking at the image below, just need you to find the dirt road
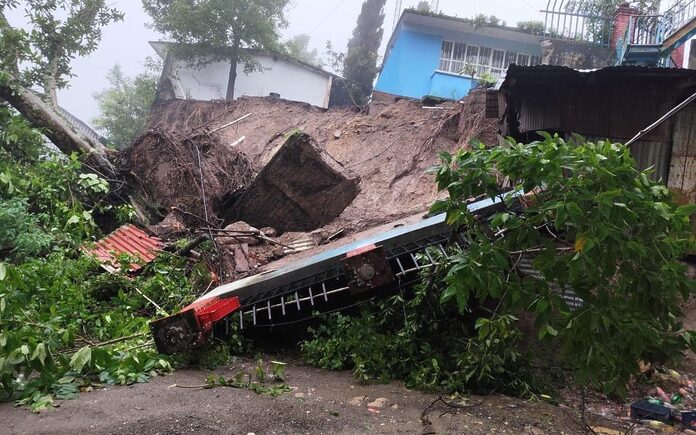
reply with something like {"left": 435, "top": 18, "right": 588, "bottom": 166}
{"left": 3, "top": 357, "right": 621, "bottom": 435}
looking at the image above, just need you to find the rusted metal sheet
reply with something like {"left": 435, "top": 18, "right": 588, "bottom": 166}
{"left": 85, "top": 224, "right": 165, "bottom": 273}
{"left": 668, "top": 104, "right": 696, "bottom": 201}
{"left": 629, "top": 140, "right": 672, "bottom": 182}
{"left": 500, "top": 65, "right": 696, "bottom": 142}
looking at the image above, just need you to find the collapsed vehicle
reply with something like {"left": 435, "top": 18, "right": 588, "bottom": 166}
{"left": 150, "top": 196, "right": 509, "bottom": 355}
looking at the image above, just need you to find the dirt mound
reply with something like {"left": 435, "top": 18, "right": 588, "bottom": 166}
{"left": 124, "top": 130, "right": 254, "bottom": 223}
{"left": 136, "top": 90, "right": 495, "bottom": 235}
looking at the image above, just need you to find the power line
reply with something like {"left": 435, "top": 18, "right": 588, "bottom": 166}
{"left": 519, "top": 0, "right": 544, "bottom": 16}
{"left": 308, "top": 0, "right": 350, "bottom": 36}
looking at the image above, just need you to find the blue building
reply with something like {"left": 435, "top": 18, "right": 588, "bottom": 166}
{"left": 374, "top": 11, "right": 543, "bottom": 102}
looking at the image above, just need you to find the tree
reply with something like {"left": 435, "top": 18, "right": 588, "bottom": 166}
{"left": 92, "top": 60, "right": 159, "bottom": 150}
{"left": 516, "top": 20, "right": 545, "bottom": 34}
{"left": 343, "top": 0, "right": 387, "bottom": 106}
{"left": 142, "top": 0, "right": 289, "bottom": 100}
{"left": 0, "top": 0, "right": 123, "bottom": 175}
{"left": 284, "top": 34, "right": 322, "bottom": 67}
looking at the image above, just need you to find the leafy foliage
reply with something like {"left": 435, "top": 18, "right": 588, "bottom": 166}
{"left": 92, "top": 60, "right": 159, "bottom": 149}
{"left": 142, "top": 0, "right": 289, "bottom": 99}
{"left": 305, "top": 134, "right": 696, "bottom": 398}
{"left": 0, "top": 107, "right": 118, "bottom": 256}
{"left": 415, "top": 1, "right": 431, "bottom": 13}
{"left": 342, "top": 0, "right": 387, "bottom": 106}
{"left": 283, "top": 34, "right": 322, "bottom": 67}
{"left": 431, "top": 134, "right": 696, "bottom": 396}
{"left": 472, "top": 14, "right": 504, "bottom": 28}
{"left": 0, "top": 109, "right": 213, "bottom": 411}
{"left": 203, "top": 359, "right": 291, "bottom": 397}
{"left": 302, "top": 260, "right": 534, "bottom": 395}
{"left": 0, "top": 0, "right": 123, "bottom": 104}
{"left": 516, "top": 20, "right": 545, "bottom": 33}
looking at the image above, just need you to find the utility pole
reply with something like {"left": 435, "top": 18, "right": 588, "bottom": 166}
{"left": 430, "top": 0, "right": 440, "bottom": 13}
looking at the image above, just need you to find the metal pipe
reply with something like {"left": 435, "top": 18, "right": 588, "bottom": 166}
{"left": 626, "top": 90, "right": 696, "bottom": 147}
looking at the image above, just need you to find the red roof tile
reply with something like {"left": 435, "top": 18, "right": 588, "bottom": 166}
{"left": 85, "top": 224, "right": 165, "bottom": 273}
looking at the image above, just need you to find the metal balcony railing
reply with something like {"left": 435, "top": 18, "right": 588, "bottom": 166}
{"left": 542, "top": 0, "right": 614, "bottom": 46}
{"left": 663, "top": 0, "right": 696, "bottom": 42}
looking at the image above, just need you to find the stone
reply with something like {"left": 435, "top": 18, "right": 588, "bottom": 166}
{"left": 333, "top": 130, "right": 342, "bottom": 139}
{"left": 260, "top": 227, "right": 277, "bottom": 237}
{"left": 367, "top": 397, "right": 389, "bottom": 408}
{"left": 348, "top": 396, "right": 365, "bottom": 406}
{"left": 294, "top": 392, "right": 305, "bottom": 399}
{"left": 234, "top": 244, "right": 250, "bottom": 273}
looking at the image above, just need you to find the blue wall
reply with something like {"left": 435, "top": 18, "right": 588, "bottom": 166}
{"left": 430, "top": 71, "right": 475, "bottom": 100}
{"left": 375, "top": 29, "right": 444, "bottom": 99}
{"left": 375, "top": 23, "right": 542, "bottom": 101}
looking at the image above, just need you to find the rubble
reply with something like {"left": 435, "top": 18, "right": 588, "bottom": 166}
{"left": 131, "top": 91, "right": 496, "bottom": 283}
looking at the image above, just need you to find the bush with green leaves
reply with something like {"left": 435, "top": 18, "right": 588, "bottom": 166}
{"left": 432, "top": 134, "right": 696, "bottom": 397}
{"left": 0, "top": 108, "right": 212, "bottom": 411}
{"left": 304, "top": 134, "right": 696, "bottom": 398}
{"left": 0, "top": 107, "right": 123, "bottom": 254}
{"left": 302, "top": 269, "right": 535, "bottom": 395}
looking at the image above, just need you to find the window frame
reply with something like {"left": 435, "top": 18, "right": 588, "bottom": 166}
{"left": 438, "top": 39, "right": 537, "bottom": 79}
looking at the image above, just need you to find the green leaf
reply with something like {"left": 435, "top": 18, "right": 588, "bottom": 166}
{"left": 653, "top": 202, "right": 671, "bottom": 220}
{"left": 69, "top": 346, "right": 92, "bottom": 373}
{"left": 546, "top": 325, "right": 558, "bottom": 337}
{"left": 31, "top": 343, "right": 47, "bottom": 365}
{"left": 0, "top": 263, "right": 5, "bottom": 281}
{"left": 676, "top": 204, "right": 696, "bottom": 217}
{"left": 57, "top": 376, "right": 75, "bottom": 384}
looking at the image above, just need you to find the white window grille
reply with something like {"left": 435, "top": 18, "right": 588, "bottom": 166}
{"left": 439, "top": 40, "right": 539, "bottom": 79}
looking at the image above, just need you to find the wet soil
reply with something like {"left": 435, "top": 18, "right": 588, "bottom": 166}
{"left": 4, "top": 357, "right": 610, "bottom": 435}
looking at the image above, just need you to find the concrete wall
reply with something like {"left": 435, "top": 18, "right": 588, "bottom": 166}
{"left": 375, "top": 23, "right": 542, "bottom": 101}
{"left": 429, "top": 71, "right": 476, "bottom": 100}
{"left": 169, "top": 53, "right": 332, "bottom": 108}
{"left": 540, "top": 39, "right": 613, "bottom": 69}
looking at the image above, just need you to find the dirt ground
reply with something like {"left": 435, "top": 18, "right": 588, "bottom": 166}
{"left": 3, "top": 356, "right": 619, "bottom": 435}
{"left": 4, "top": 300, "right": 695, "bottom": 434}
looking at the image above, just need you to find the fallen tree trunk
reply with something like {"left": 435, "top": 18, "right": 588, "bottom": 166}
{"left": 0, "top": 78, "right": 116, "bottom": 176}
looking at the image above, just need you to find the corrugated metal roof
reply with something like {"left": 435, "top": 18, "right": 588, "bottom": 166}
{"left": 497, "top": 63, "right": 696, "bottom": 143}
{"left": 85, "top": 224, "right": 165, "bottom": 274}
{"left": 501, "top": 64, "right": 696, "bottom": 89}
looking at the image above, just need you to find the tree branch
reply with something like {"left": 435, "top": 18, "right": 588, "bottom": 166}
{"left": 0, "top": 73, "right": 116, "bottom": 175}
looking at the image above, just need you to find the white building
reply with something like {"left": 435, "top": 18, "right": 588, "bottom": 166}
{"left": 150, "top": 41, "right": 335, "bottom": 108}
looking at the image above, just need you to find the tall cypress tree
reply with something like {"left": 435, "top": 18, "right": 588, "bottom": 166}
{"left": 343, "top": 0, "right": 387, "bottom": 106}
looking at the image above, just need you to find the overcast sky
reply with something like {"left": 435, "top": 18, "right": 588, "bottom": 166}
{"left": 8, "top": 0, "right": 548, "bottom": 125}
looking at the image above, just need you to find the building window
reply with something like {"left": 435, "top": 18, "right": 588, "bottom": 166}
{"left": 439, "top": 40, "right": 540, "bottom": 80}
